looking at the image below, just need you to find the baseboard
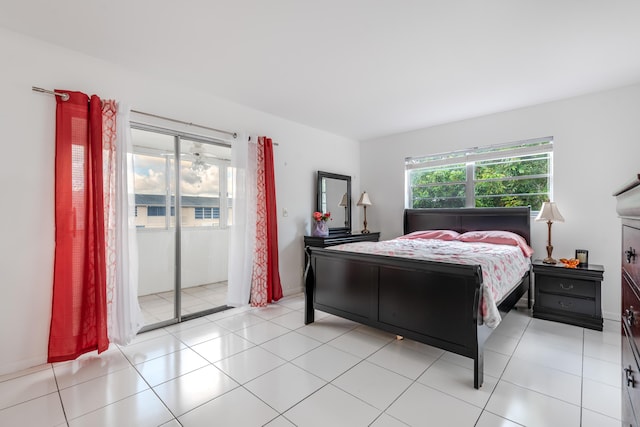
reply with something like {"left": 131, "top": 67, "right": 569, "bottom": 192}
{"left": 0, "top": 355, "right": 47, "bottom": 378}
{"left": 603, "top": 310, "right": 619, "bottom": 322}
{"left": 283, "top": 286, "right": 304, "bottom": 297}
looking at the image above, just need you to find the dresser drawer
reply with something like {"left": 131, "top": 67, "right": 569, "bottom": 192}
{"left": 623, "top": 224, "right": 640, "bottom": 289}
{"left": 623, "top": 323, "right": 640, "bottom": 427}
{"left": 535, "top": 274, "right": 596, "bottom": 298}
{"left": 623, "top": 273, "right": 640, "bottom": 352}
{"left": 536, "top": 293, "right": 596, "bottom": 316}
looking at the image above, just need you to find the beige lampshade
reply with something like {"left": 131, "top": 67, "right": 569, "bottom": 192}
{"left": 535, "top": 201, "right": 565, "bottom": 223}
{"left": 357, "top": 191, "right": 372, "bottom": 206}
{"left": 339, "top": 193, "right": 349, "bottom": 207}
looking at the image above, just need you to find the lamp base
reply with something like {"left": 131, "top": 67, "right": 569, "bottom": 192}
{"left": 543, "top": 242, "right": 556, "bottom": 264}
{"left": 361, "top": 209, "right": 369, "bottom": 234}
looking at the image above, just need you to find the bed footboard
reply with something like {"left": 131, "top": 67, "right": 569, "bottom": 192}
{"left": 305, "top": 247, "right": 489, "bottom": 388}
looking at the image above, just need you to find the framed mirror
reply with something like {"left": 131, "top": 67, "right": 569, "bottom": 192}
{"left": 317, "top": 171, "right": 351, "bottom": 235}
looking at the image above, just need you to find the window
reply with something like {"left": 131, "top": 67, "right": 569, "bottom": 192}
{"left": 131, "top": 126, "right": 233, "bottom": 229}
{"left": 147, "top": 206, "right": 175, "bottom": 217}
{"left": 195, "top": 207, "right": 220, "bottom": 219}
{"left": 405, "top": 137, "right": 553, "bottom": 212}
{"left": 147, "top": 206, "right": 165, "bottom": 217}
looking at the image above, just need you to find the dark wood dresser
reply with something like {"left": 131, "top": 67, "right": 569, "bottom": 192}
{"left": 303, "top": 232, "right": 380, "bottom": 268}
{"left": 614, "top": 175, "right": 640, "bottom": 427}
{"left": 532, "top": 259, "right": 603, "bottom": 330}
{"left": 304, "top": 232, "right": 381, "bottom": 248}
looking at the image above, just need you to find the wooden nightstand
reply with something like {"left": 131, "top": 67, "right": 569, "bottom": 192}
{"left": 532, "top": 259, "right": 604, "bottom": 331}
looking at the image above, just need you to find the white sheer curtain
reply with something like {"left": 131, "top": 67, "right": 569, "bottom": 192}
{"left": 106, "top": 103, "right": 143, "bottom": 344}
{"left": 227, "top": 134, "right": 258, "bottom": 307}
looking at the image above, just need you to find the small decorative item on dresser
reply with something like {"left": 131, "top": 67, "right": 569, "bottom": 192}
{"left": 559, "top": 258, "right": 580, "bottom": 268}
{"left": 311, "top": 211, "right": 331, "bottom": 237}
{"left": 575, "top": 249, "right": 589, "bottom": 266}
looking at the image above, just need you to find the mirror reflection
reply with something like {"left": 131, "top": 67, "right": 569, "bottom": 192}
{"left": 317, "top": 171, "right": 351, "bottom": 235}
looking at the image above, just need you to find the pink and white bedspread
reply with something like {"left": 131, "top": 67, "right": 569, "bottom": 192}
{"left": 328, "top": 238, "right": 531, "bottom": 328}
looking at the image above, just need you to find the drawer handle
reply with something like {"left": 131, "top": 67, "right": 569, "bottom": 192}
{"left": 559, "top": 283, "right": 573, "bottom": 290}
{"left": 626, "top": 247, "right": 637, "bottom": 263}
{"left": 558, "top": 301, "right": 573, "bottom": 308}
{"left": 626, "top": 365, "right": 636, "bottom": 388}
{"left": 626, "top": 307, "right": 635, "bottom": 326}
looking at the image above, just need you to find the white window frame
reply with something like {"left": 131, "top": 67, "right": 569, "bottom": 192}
{"left": 405, "top": 137, "right": 554, "bottom": 213}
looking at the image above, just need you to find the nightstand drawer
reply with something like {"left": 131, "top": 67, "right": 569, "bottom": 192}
{"left": 535, "top": 275, "right": 596, "bottom": 298}
{"left": 536, "top": 293, "right": 596, "bottom": 316}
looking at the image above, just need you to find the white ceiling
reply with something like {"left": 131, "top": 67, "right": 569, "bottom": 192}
{"left": 2, "top": 1, "right": 640, "bottom": 141}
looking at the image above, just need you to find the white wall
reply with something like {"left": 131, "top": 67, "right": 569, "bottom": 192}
{"left": 0, "top": 28, "right": 360, "bottom": 375}
{"left": 361, "top": 83, "right": 640, "bottom": 322}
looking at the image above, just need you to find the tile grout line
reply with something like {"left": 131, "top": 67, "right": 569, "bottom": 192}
{"left": 222, "top": 308, "right": 390, "bottom": 424}
{"left": 7, "top": 297, "right": 619, "bottom": 426}
{"left": 474, "top": 309, "right": 532, "bottom": 426}
{"left": 51, "top": 364, "right": 70, "bottom": 426}
{"left": 151, "top": 303, "right": 306, "bottom": 423}
{"left": 56, "top": 345, "right": 176, "bottom": 426}
{"left": 164, "top": 302, "right": 312, "bottom": 424}
{"left": 125, "top": 347, "right": 185, "bottom": 426}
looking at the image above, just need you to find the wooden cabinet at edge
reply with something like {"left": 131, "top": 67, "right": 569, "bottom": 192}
{"left": 614, "top": 175, "right": 640, "bottom": 427}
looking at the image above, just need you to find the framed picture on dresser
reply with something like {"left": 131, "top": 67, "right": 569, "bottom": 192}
{"left": 575, "top": 249, "right": 589, "bottom": 266}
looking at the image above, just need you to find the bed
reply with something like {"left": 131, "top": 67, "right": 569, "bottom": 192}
{"left": 304, "top": 207, "right": 532, "bottom": 389}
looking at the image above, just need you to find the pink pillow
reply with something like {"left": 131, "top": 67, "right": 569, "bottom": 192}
{"left": 398, "top": 230, "right": 461, "bottom": 241}
{"left": 457, "top": 230, "right": 534, "bottom": 257}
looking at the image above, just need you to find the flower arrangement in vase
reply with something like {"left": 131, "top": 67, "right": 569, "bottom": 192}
{"left": 311, "top": 211, "right": 331, "bottom": 237}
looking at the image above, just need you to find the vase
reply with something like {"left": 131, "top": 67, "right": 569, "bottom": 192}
{"left": 312, "top": 220, "right": 329, "bottom": 237}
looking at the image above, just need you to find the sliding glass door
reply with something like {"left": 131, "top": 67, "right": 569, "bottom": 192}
{"left": 179, "top": 139, "right": 231, "bottom": 318}
{"left": 131, "top": 125, "right": 232, "bottom": 330}
{"left": 132, "top": 128, "right": 177, "bottom": 326}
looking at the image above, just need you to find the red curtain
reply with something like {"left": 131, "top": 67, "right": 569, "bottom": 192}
{"left": 250, "top": 136, "right": 282, "bottom": 306}
{"left": 263, "top": 137, "right": 283, "bottom": 302}
{"left": 48, "top": 91, "right": 109, "bottom": 362}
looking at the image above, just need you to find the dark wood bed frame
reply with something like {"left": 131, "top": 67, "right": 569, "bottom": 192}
{"left": 304, "top": 207, "right": 532, "bottom": 389}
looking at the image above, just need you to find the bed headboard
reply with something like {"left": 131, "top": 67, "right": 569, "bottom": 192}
{"left": 403, "top": 207, "right": 531, "bottom": 244}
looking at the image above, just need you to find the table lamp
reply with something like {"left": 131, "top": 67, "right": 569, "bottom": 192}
{"left": 357, "top": 191, "right": 372, "bottom": 234}
{"left": 338, "top": 193, "right": 349, "bottom": 227}
{"left": 535, "top": 201, "right": 565, "bottom": 264}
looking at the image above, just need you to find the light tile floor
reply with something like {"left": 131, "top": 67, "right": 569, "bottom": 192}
{"left": 0, "top": 293, "right": 621, "bottom": 426}
{"left": 138, "top": 281, "right": 228, "bottom": 326}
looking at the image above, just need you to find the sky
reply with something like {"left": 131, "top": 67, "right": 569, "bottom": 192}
{"left": 134, "top": 153, "right": 222, "bottom": 198}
